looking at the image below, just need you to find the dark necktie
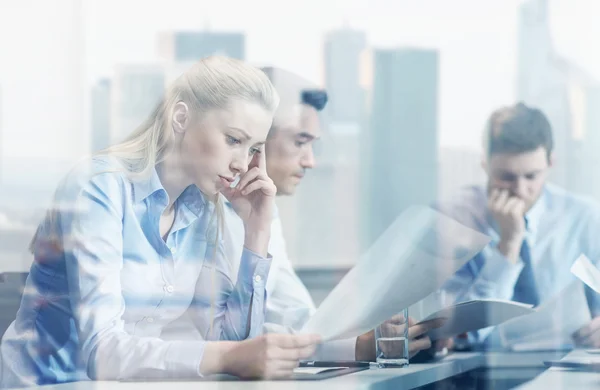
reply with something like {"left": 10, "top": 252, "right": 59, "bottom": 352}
{"left": 512, "top": 236, "right": 540, "bottom": 306}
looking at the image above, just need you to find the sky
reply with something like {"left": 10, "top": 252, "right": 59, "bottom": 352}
{"left": 0, "top": 0, "right": 599, "bottom": 163}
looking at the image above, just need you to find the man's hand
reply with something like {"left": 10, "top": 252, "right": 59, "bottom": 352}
{"left": 355, "top": 317, "right": 447, "bottom": 361}
{"left": 434, "top": 338, "right": 454, "bottom": 352}
{"left": 488, "top": 189, "right": 526, "bottom": 262}
{"left": 221, "top": 333, "right": 321, "bottom": 379}
{"left": 573, "top": 317, "right": 600, "bottom": 348}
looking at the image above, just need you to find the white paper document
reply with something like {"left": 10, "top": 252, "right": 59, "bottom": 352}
{"left": 300, "top": 205, "right": 491, "bottom": 341}
{"left": 417, "top": 299, "right": 534, "bottom": 341}
{"left": 571, "top": 254, "right": 600, "bottom": 294}
{"left": 293, "top": 367, "right": 347, "bottom": 375}
{"left": 497, "top": 279, "right": 592, "bottom": 351}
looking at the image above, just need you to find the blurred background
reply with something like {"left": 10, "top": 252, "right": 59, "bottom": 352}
{"left": 0, "top": 0, "right": 599, "bottom": 304}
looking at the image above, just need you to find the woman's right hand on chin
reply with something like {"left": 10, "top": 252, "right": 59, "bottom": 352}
{"left": 222, "top": 148, "right": 276, "bottom": 233}
{"left": 222, "top": 149, "right": 276, "bottom": 257}
{"left": 224, "top": 333, "right": 321, "bottom": 379}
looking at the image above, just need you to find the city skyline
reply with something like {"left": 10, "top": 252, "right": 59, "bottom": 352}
{"left": 2, "top": 0, "right": 600, "bottom": 163}
{"left": 1, "top": 0, "right": 600, "bottom": 272}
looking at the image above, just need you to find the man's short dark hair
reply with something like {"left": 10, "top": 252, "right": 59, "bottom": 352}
{"left": 261, "top": 67, "right": 328, "bottom": 111}
{"left": 301, "top": 89, "right": 328, "bottom": 111}
{"left": 484, "top": 102, "right": 553, "bottom": 160}
{"left": 260, "top": 67, "right": 328, "bottom": 137}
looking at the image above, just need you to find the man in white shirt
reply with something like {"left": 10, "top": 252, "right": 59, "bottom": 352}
{"left": 243, "top": 66, "right": 446, "bottom": 361}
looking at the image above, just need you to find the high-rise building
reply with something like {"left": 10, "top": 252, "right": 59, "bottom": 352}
{"left": 110, "top": 64, "right": 165, "bottom": 143}
{"left": 65, "top": 0, "right": 85, "bottom": 159}
{"left": 0, "top": 85, "right": 3, "bottom": 180}
{"left": 438, "top": 147, "right": 485, "bottom": 200}
{"left": 363, "top": 48, "right": 439, "bottom": 247}
{"left": 34, "top": 0, "right": 86, "bottom": 160}
{"left": 323, "top": 28, "right": 367, "bottom": 126}
{"left": 564, "top": 78, "right": 600, "bottom": 198}
{"left": 518, "top": 0, "right": 600, "bottom": 199}
{"left": 157, "top": 31, "right": 245, "bottom": 62}
{"left": 517, "top": 0, "right": 571, "bottom": 187}
{"left": 91, "top": 79, "right": 111, "bottom": 152}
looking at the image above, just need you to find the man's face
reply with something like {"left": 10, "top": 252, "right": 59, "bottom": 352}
{"left": 265, "top": 104, "right": 321, "bottom": 195}
{"left": 484, "top": 146, "right": 552, "bottom": 212}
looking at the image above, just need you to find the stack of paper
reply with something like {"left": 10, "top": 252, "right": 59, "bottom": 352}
{"left": 571, "top": 254, "right": 600, "bottom": 293}
{"left": 497, "top": 279, "right": 592, "bottom": 351}
{"left": 300, "top": 205, "right": 490, "bottom": 341}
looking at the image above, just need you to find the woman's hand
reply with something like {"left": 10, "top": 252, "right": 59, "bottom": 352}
{"left": 222, "top": 334, "right": 321, "bottom": 379}
{"left": 222, "top": 149, "right": 276, "bottom": 256}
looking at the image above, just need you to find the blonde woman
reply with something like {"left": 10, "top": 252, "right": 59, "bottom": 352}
{"left": 0, "top": 56, "right": 320, "bottom": 388}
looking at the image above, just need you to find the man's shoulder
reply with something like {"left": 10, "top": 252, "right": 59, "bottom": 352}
{"left": 545, "top": 183, "right": 600, "bottom": 219}
{"left": 433, "top": 185, "right": 490, "bottom": 232}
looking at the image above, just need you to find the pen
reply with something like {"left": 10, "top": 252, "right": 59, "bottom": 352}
{"left": 300, "top": 360, "right": 371, "bottom": 368}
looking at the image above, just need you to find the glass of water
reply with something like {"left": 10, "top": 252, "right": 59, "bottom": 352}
{"left": 374, "top": 308, "right": 409, "bottom": 367}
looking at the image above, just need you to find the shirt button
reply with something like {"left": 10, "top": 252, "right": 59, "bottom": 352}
{"left": 170, "top": 247, "right": 177, "bottom": 255}
{"left": 146, "top": 317, "right": 154, "bottom": 323}
{"left": 164, "top": 285, "right": 174, "bottom": 293}
{"left": 254, "top": 275, "right": 262, "bottom": 283}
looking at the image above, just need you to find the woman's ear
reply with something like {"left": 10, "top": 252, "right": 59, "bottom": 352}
{"left": 172, "top": 102, "right": 190, "bottom": 134}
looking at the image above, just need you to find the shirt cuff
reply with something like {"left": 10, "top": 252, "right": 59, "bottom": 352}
{"left": 315, "top": 338, "right": 357, "bottom": 361}
{"left": 239, "top": 247, "right": 273, "bottom": 288}
{"left": 478, "top": 246, "right": 525, "bottom": 299}
{"left": 165, "top": 340, "right": 205, "bottom": 377}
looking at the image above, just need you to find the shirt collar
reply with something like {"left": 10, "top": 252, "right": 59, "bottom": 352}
{"left": 132, "top": 167, "right": 164, "bottom": 204}
{"left": 132, "top": 167, "right": 207, "bottom": 218}
{"left": 180, "top": 185, "right": 208, "bottom": 217}
{"left": 524, "top": 186, "right": 548, "bottom": 235}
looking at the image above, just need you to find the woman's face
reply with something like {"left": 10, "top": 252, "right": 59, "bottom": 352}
{"left": 177, "top": 99, "right": 273, "bottom": 196}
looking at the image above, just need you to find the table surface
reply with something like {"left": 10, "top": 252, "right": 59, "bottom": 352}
{"left": 516, "top": 349, "right": 600, "bottom": 390}
{"left": 32, "top": 350, "right": 571, "bottom": 390}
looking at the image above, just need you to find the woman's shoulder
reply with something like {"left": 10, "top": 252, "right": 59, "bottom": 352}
{"left": 54, "top": 155, "right": 131, "bottom": 203}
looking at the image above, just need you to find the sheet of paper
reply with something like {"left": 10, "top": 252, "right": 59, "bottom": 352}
{"left": 571, "top": 254, "right": 600, "bottom": 294}
{"left": 293, "top": 367, "right": 347, "bottom": 375}
{"left": 497, "top": 279, "right": 592, "bottom": 351}
{"left": 418, "top": 299, "right": 534, "bottom": 341}
{"left": 300, "top": 205, "right": 491, "bottom": 341}
{"left": 546, "top": 357, "right": 600, "bottom": 367}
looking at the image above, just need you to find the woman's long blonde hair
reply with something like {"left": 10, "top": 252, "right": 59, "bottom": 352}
{"left": 99, "top": 55, "right": 279, "bottom": 179}
{"left": 32, "top": 56, "right": 279, "bottom": 337}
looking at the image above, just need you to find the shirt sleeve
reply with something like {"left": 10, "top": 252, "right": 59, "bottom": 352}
{"left": 264, "top": 216, "right": 316, "bottom": 330}
{"left": 583, "top": 204, "right": 600, "bottom": 317}
{"left": 444, "top": 244, "right": 524, "bottom": 302}
{"left": 200, "top": 247, "right": 272, "bottom": 342}
{"left": 61, "top": 172, "right": 206, "bottom": 380}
